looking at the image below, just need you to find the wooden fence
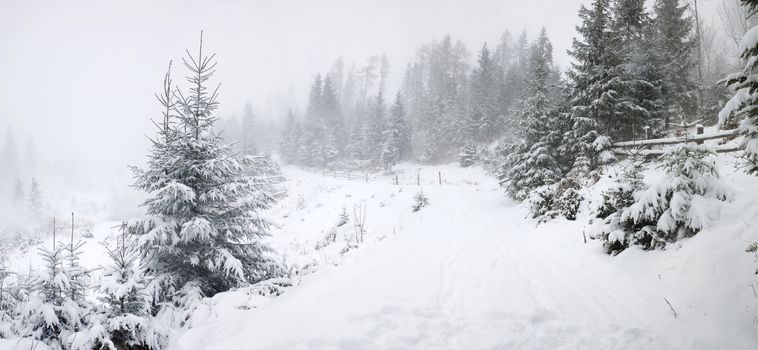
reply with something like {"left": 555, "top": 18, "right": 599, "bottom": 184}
{"left": 611, "top": 127, "right": 741, "bottom": 157}
{"left": 321, "top": 170, "right": 371, "bottom": 182}
{"left": 321, "top": 169, "right": 446, "bottom": 186}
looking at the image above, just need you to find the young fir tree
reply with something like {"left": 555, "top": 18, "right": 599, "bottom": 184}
{"left": 128, "top": 34, "right": 282, "bottom": 308}
{"left": 90, "top": 235, "right": 165, "bottom": 350}
{"left": 20, "top": 237, "right": 90, "bottom": 350}
{"left": 0, "top": 257, "right": 16, "bottom": 339}
{"left": 458, "top": 143, "right": 477, "bottom": 167}
{"left": 617, "top": 145, "right": 732, "bottom": 250}
{"left": 721, "top": 0, "right": 758, "bottom": 175}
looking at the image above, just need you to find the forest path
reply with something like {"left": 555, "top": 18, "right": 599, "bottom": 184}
{"left": 170, "top": 165, "right": 733, "bottom": 350}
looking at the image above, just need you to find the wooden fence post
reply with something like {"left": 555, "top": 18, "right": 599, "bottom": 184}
{"left": 438, "top": 172, "right": 442, "bottom": 185}
{"left": 365, "top": 172, "right": 368, "bottom": 182}
{"left": 696, "top": 124, "right": 704, "bottom": 144}
{"left": 395, "top": 174, "right": 399, "bottom": 185}
{"left": 417, "top": 173, "right": 420, "bottom": 186}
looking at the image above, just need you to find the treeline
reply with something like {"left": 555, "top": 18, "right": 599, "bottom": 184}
{"left": 278, "top": 0, "right": 730, "bottom": 173}
{"left": 278, "top": 32, "right": 558, "bottom": 169}
{"left": 502, "top": 0, "right": 712, "bottom": 200}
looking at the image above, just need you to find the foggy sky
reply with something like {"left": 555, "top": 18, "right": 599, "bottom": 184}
{"left": 0, "top": 0, "right": 722, "bottom": 190}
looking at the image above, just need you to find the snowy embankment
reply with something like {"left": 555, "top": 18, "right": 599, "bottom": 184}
{"left": 161, "top": 162, "right": 758, "bottom": 349}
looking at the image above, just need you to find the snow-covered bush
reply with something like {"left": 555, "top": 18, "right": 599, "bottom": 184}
{"left": 412, "top": 191, "right": 429, "bottom": 212}
{"left": 527, "top": 178, "right": 584, "bottom": 222}
{"left": 594, "top": 145, "right": 733, "bottom": 253}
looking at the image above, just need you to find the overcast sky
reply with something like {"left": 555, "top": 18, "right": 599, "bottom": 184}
{"left": 0, "top": 0, "right": 723, "bottom": 189}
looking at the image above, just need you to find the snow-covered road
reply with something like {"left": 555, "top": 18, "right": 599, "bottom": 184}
{"left": 171, "top": 165, "right": 758, "bottom": 349}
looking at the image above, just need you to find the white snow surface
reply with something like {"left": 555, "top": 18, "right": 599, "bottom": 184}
{"left": 2, "top": 162, "right": 756, "bottom": 349}
{"left": 163, "top": 163, "right": 758, "bottom": 349}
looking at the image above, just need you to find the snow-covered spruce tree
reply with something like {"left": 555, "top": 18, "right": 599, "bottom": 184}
{"left": 13, "top": 179, "right": 24, "bottom": 209}
{"left": 367, "top": 91, "right": 388, "bottom": 163}
{"left": 563, "top": 0, "right": 620, "bottom": 175}
{"left": 607, "top": 0, "right": 661, "bottom": 140}
{"left": 128, "top": 34, "right": 283, "bottom": 310}
{"left": 0, "top": 257, "right": 16, "bottom": 338}
{"left": 381, "top": 93, "right": 410, "bottom": 170}
{"left": 90, "top": 236, "right": 165, "bottom": 350}
{"left": 469, "top": 43, "right": 502, "bottom": 143}
{"left": 302, "top": 75, "right": 326, "bottom": 167}
{"left": 321, "top": 77, "right": 346, "bottom": 162}
{"left": 240, "top": 102, "right": 257, "bottom": 156}
{"left": 721, "top": 1, "right": 758, "bottom": 175}
{"left": 596, "top": 145, "right": 733, "bottom": 253}
{"left": 279, "top": 110, "right": 301, "bottom": 164}
{"left": 652, "top": 0, "right": 698, "bottom": 130}
{"left": 19, "top": 241, "right": 91, "bottom": 349}
{"left": 29, "top": 178, "right": 43, "bottom": 218}
{"left": 499, "top": 28, "right": 562, "bottom": 201}
{"left": 458, "top": 144, "right": 477, "bottom": 167}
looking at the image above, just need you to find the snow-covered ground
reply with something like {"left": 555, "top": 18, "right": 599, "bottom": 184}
{"left": 2, "top": 162, "right": 756, "bottom": 349}
{"left": 155, "top": 163, "right": 758, "bottom": 349}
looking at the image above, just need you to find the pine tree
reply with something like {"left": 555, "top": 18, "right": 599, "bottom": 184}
{"left": 91, "top": 235, "right": 165, "bottom": 350}
{"left": 240, "top": 102, "right": 258, "bottom": 156}
{"left": 303, "top": 74, "right": 325, "bottom": 166}
{"left": 721, "top": 1, "right": 758, "bottom": 174}
{"left": 367, "top": 92, "right": 387, "bottom": 162}
{"left": 0, "top": 256, "right": 16, "bottom": 339}
{"left": 321, "top": 77, "right": 344, "bottom": 163}
{"left": 12, "top": 179, "right": 24, "bottom": 208}
{"left": 279, "top": 110, "right": 301, "bottom": 163}
{"left": 605, "top": 0, "right": 657, "bottom": 140}
{"left": 128, "top": 34, "right": 282, "bottom": 308}
{"left": 458, "top": 143, "right": 477, "bottom": 167}
{"left": 653, "top": 0, "right": 698, "bottom": 130}
{"left": 563, "top": 0, "right": 618, "bottom": 173}
{"left": 499, "top": 29, "right": 563, "bottom": 200}
{"left": 29, "top": 178, "right": 43, "bottom": 217}
{"left": 20, "top": 238, "right": 90, "bottom": 349}
{"left": 381, "top": 93, "right": 409, "bottom": 169}
{"left": 618, "top": 145, "right": 732, "bottom": 250}
{"left": 469, "top": 43, "right": 501, "bottom": 142}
